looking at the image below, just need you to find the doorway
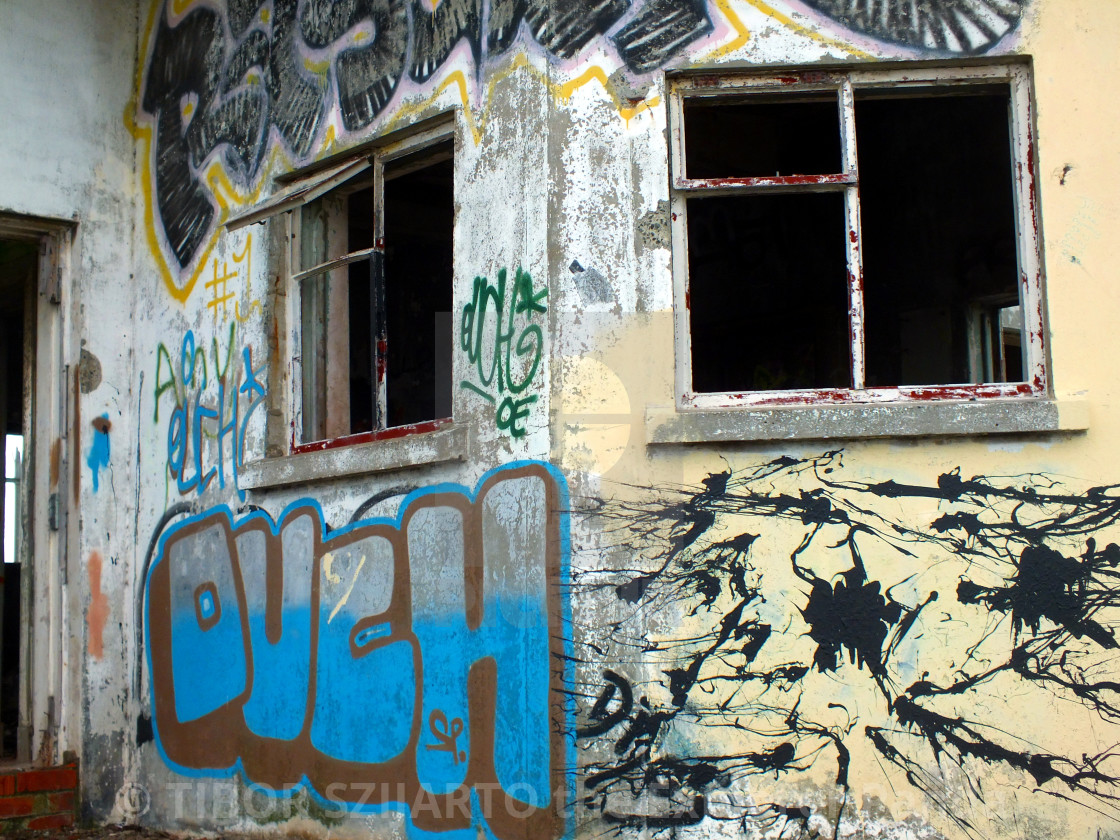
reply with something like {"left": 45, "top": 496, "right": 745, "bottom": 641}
{"left": 0, "top": 238, "right": 34, "bottom": 762}
{"left": 0, "top": 213, "right": 71, "bottom": 768}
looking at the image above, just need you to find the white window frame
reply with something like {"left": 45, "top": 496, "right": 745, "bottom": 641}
{"left": 668, "top": 62, "right": 1047, "bottom": 412}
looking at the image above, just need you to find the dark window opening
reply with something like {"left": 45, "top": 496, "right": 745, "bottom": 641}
{"left": 684, "top": 95, "right": 842, "bottom": 178}
{"left": 688, "top": 193, "right": 850, "bottom": 392}
{"left": 347, "top": 186, "right": 374, "bottom": 432}
{"left": 0, "top": 238, "right": 31, "bottom": 761}
{"left": 857, "top": 90, "right": 1022, "bottom": 386}
{"left": 384, "top": 155, "right": 454, "bottom": 428}
{"left": 297, "top": 139, "right": 454, "bottom": 445}
{"left": 678, "top": 76, "right": 1030, "bottom": 398}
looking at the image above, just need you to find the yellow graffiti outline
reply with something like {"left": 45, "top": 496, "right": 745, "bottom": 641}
{"left": 737, "top": 0, "right": 874, "bottom": 59}
{"left": 126, "top": 0, "right": 771, "bottom": 300}
{"left": 703, "top": 0, "right": 752, "bottom": 60}
{"left": 236, "top": 299, "right": 263, "bottom": 322}
{"left": 127, "top": 0, "right": 302, "bottom": 304}
{"left": 381, "top": 50, "right": 667, "bottom": 146}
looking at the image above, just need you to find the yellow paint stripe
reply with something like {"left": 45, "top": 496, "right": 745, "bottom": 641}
{"left": 703, "top": 0, "right": 751, "bottom": 60}
{"left": 129, "top": 0, "right": 839, "bottom": 302}
{"left": 740, "top": 0, "right": 874, "bottom": 58}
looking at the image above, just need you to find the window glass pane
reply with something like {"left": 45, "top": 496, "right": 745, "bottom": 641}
{"left": 384, "top": 148, "right": 454, "bottom": 427}
{"left": 348, "top": 258, "right": 374, "bottom": 433}
{"left": 300, "top": 272, "right": 328, "bottom": 441}
{"left": 302, "top": 262, "right": 369, "bottom": 442}
{"left": 688, "top": 192, "right": 850, "bottom": 393}
{"left": 300, "top": 178, "right": 374, "bottom": 272}
{"left": 683, "top": 94, "right": 843, "bottom": 178}
{"left": 857, "top": 88, "right": 1021, "bottom": 387}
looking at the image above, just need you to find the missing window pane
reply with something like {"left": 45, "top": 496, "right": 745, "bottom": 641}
{"left": 688, "top": 192, "right": 850, "bottom": 393}
{"left": 384, "top": 151, "right": 454, "bottom": 428}
{"left": 348, "top": 187, "right": 375, "bottom": 432}
{"left": 857, "top": 88, "right": 1021, "bottom": 387}
{"left": 683, "top": 94, "right": 842, "bottom": 179}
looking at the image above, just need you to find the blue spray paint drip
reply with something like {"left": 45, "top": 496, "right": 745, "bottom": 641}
{"left": 87, "top": 414, "right": 111, "bottom": 492}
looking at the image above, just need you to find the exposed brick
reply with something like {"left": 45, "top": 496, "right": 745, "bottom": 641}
{"left": 0, "top": 795, "right": 36, "bottom": 817}
{"left": 0, "top": 774, "right": 16, "bottom": 796}
{"left": 27, "top": 812, "right": 74, "bottom": 830}
{"left": 47, "top": 790, "right": 76, "bottom": 812}
{"left": 17, "top": 765, "right": 78, "bottom": 793}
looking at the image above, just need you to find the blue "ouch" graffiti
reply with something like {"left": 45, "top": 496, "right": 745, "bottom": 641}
{"left": 145, "top": 462, "right": 572, "bottom": 840}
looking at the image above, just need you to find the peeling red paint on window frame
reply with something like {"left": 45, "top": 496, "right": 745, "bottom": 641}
{"left": 290, "top": 417, "right": 453, "bottom": 454}
{"left": 668, "top": 61, "right": 1048, "bottom": 413}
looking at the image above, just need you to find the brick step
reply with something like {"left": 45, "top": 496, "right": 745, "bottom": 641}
{"left": 0, "top": 763, "right": 78, "bottom": 831}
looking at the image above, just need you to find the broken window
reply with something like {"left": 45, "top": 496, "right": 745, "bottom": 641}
{"left": 229, "top": 124, "right": 454, "bottom": 450}
{"left": 670, "top": 64, "right": 1045, "bottom": 408}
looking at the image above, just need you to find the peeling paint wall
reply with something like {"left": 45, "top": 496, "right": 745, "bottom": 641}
{"left": 1, "top": 0, "right": 141, "bottom": 799}
{"left": 8, "top": 0, "right": 1120, "bottom": 838}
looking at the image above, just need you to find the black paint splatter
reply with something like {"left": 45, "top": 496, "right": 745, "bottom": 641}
{"left": 577, "top": 451, "right": 1120, "bottom": 836}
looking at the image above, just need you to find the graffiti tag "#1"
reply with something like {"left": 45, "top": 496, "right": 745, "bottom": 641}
{"left": 154, "top": 323, "right": 266, "bottom": 501}
{"left": 460, "top": 267, "right": 547, "bottom": 439}
{"left": 145, "top": 463, "right": 570, "bottom": 840}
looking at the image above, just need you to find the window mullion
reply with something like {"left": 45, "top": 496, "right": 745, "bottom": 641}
{"left": 839, "top": 78, "right": 866, "bottom": 391}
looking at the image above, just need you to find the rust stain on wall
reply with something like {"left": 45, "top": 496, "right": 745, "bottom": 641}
{"left": 88, "top": 551, "right": 110, "bottom": 660}
{"left": 49, "top": 437, "right": 60, "bottom": 490}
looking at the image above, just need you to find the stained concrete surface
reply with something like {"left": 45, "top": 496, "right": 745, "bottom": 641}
{"left": 5, "top": 827, "right": 271, "bottom": 840}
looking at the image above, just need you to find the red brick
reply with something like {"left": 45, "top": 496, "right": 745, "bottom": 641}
{"left": 17, "top": 765, "right": 78, "bottom": 793}
{"left": 0, "top": 795, "right": 35, "bottom": 817}
{"left": 27, "top": 812, "right": 74, "bottom": 830}
{"left": 0, "top": 774, "right": 16, "bottom": 796}
{"left": 47, "top": 790, "right": 76, "bottom": 812}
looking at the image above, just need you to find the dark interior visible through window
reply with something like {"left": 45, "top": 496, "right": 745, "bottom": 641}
{"left": 680, "top": 76, "right": 1028, "bottom": 399}
{"left": 296, "top": 141, "right": 454, "bottom": 445}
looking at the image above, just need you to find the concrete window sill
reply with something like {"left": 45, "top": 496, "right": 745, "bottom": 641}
{"left": 239, "top": 423, "right": 469, "bottom": 490}
{"left": 646, "top": 398, "right": 1089, "bottom": 445}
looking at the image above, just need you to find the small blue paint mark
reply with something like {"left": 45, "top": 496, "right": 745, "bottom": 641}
{"left": 199, "top": 593, "right": 215, "bottom": 620}
{"left": 87, "top": 414, "right": 111, "bottom": 493}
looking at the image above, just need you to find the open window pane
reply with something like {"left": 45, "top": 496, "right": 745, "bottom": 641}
{"left": 683, "top": 94, "right": 843, "bottom": 178}
{"left": 687, "top": 192, "right": 850, "bottom": 392}
{"left": 300, "top": 271, "right": 328, "bottom": 441}
{"left": 300, "top": 179, "right": 374, "bottom": 272}
{"left": 383, "top": 149, "right": 454, "bottom": 428}
{"left": 857, "top": 88, "right": 1021, "bottom": 387}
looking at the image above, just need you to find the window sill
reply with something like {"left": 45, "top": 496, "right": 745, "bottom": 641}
{"left": 239, "top": 423, "right": 469, "bottom": 490}
{"left": 646, "top": 398, "right": 1089, "bottom": 445}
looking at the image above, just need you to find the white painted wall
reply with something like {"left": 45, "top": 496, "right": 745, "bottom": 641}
{"left": 0, "top": 0, "right": 140, "bottom": 803}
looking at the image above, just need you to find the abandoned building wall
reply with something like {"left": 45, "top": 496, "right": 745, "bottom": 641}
{"left": 52, "top": 0, "right": 1120, "bottom": 838}
{"left": 0, "top": 0, "right": 141, "bottom": 788}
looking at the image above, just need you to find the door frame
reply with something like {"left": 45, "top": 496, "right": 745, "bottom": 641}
{"left": 0, "top": 211, "right": 76, "bottom": 766}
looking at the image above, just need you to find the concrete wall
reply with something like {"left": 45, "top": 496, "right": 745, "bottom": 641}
{"left": 0, "top": 0, "right": 140, "bottom": 798}
{"left": 7, "top": 0, "right": 1120, "bottom": 838}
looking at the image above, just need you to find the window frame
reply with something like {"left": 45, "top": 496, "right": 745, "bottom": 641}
{"left": 668, "top": 61, "right": 1046, "bottom": 412}
{"left": 227, "top": 117, "right": 457, "bottom": 458}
